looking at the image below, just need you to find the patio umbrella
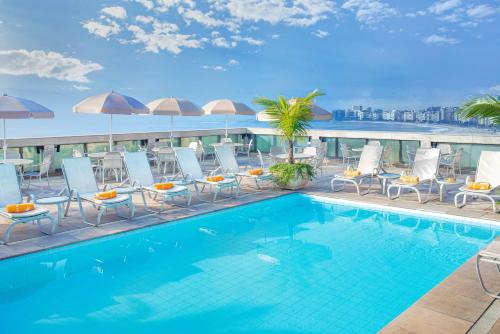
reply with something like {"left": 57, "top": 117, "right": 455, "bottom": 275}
{"left": 0, "top": 94, "right": 54, "bottom": 159}
{"left": 256, "top": 101, "right": 332, "bottom": 122}
{"left": 146, "top": 98, "right": 203, "bottom": 147}
{"left": 202, "top": 99, "right": 255, "bottom": 138}
{"left": 73, "top": 91, "right": 149, "bottom": 151}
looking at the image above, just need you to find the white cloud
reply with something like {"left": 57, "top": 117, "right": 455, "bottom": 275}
{"left": 0, "top": 49, "right": 103, "bottom": 83}
{"left": 271, "top": 34, "right": 280, "bottom": 39}
{"left": 202, "top": 64, "right": 226, "bottom": 71}
{"left": 178, "top": 7, "right": 224, "bottom": 27}
{"left": 215, "top": 0, "right": 335, "bottom": 27}
{"left": 422, "top": 34, "right": 459, "bottom": 45}
{"left": 72, "top": 84, "right": 91, "bottom": 91}
{"left": 491, "top": 85, "right": 500, "bottom": 92}
{"left": 127, "top": 19, "right": 206, "bottom": 54}
{"left": 467, "top": 4, "right": 497, "bottom": 19}
{"left": 135, "top": 0, "right": 154, "bottom": 10}
{"left": 428, "top": 0, "right": 461, "bottom": 15}
{"left": 227, "top": 59, "right": 239, "bottom": 66}
{"left": 231, "top": 35, "right": 264, "bottom": 46}
{"left": 82, "top": 20, "right": 121, "bottom": 38}
{"left": 341, "top": 0, "right": 397, "bottom": 25}
{"left": 406, "top": 11, "right": 426, "bottom": 18}
{"left": 101, "top": 6, "right": 128, "bottom": 20}
{"left": 312, "top": 29, "right": 329, "bottom": 38}
{"left": 136, "top": 15, "right": 155, "bottom": 24}
{"left": 155, "top": 0, "right": 195, "bottom": 13}
{"left": 212, "top": 37, "right": 237, "bottom": 49}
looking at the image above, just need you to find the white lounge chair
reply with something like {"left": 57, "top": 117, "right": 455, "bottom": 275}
{"left": 387, "top": 148, "right": 440, "bottom": 203}
{"left": 175, "top": 147, "right": 239, "bottom": 201}
{"left": 123, "top": 152, "right": 191, "bottom": 212}
{"left": 0, "top": 164, "right": 56, "bottom": 244}
{"left": 455, "top": 151, "right": 500, "bottom": 212}
{"left": 331, "top": 144, "right": 384, "bottom": 195}
{"left": 476, "top": 245, "right": 500, "bottom": 299}
{"left": 62, "top": 157, "right": 134, "bottom": 226}
{"left": 214, "top": 144, "right": 274, "bottom": 189}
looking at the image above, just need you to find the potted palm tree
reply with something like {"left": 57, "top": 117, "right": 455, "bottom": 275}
{"left": 254, "top": 90, "right": 323, "bottom": 190}
{"left": 459, "top": 95, "right": 500, "bottom": 125}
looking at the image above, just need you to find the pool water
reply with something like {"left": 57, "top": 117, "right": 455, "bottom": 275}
{"left": 0, "top": 194, "right": 498, "bottom": 334}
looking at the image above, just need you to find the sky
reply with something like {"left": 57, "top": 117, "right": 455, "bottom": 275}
{"left": 0, "top": 0, "right": 499, "bottom": 137}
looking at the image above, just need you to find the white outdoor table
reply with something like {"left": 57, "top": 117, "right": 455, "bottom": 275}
{"left": 377, "top": 173, "right": 400, "bottom": 194}
{"left": 35, "top": 196, "right": 70, "bottom": 226}
{"left": 274, "top": 153, "right": 314, "bottom": 161}
{"left": 210, "top": 143, "right": 244, "bottom": 147}
{"left": 0, "top": 158, "right": 33, "bottom": 166}
{"left": 436, "top": 178, "right": 464, "bottom": 202}
{"left": 87, "top": 152, "right": 126, "bottom": 159}
{"left": 152, "top": 147, "right": 180, "bottom": 153}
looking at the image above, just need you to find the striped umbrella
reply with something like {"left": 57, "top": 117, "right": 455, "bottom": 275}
{"left": 202, "top": 99, "right": 255, "bottom": 138}
{"left": 0, "top": 94, "right": 54, "bottom": 159}
{"left": 146, "top": 98, "right": 202, "bottom": 147}
{"left": 73, "top": 91, "right": 149, "bottom": 151}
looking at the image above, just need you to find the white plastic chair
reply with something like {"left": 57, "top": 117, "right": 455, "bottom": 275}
{"left": 157, "top": 147, "right": 177, "bottom": 176}
{"left": 237, "top": 138, "right": 253, "bottom": 157}
{"left": 23, "top": 152, "right": 53, "bottom": 189}
{"left": 123, "top": 152, "right": 191, "bottom": 211}
{"left": 387, "top": 148, "right": 441, "bottom": 203}
{"left": 339, "top": 143, "right": 359, "bottom": 168}
{"left": 455, "top": 151, "right": 500, "bottom": 212}
{"left": 100, "top": 152, "right": 123, "bottom": 184}
{"left": 62, "top": 157, "right": 134, "bottom": 226}
{"left": 175, "top": 147, "right": 239, "bottom": 201}
{"left": 331, "top": 145, "right": 384, "bottom": 195}
{"left": 0, "top": 164, "right": 56, "bottom": 244}
{"left": 215, "top": 144, "right": 273, "bottom": 189}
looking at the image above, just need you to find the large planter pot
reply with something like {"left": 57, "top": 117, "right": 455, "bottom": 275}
{"left": 269, "top": 162, "right": 314, "bottom": 190}
{"left": 280, "top": 174, "right": 310, "bottom": 190}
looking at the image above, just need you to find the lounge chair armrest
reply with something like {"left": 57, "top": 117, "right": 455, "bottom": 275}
{"left": 159, "top": 176, "right": 173, "bottom": 183}
{"left": 209, "top": 167, "right": 221, "bottom": 176}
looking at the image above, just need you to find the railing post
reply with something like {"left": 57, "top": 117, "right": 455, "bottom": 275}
{"left": 335, "top": 138, "right": 339, "bottom": 158}
{"left": 398, "top": 140, "right": 403, "bottom": 164}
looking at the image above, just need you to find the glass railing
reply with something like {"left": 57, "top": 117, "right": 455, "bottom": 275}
{"left": 1, "top": 128, "right": 500, "bottom": 171}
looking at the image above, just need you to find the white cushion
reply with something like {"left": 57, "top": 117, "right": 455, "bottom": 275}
{"left": 145, "top": 185, "right": 188, "bottom": 194}
{"left": 0, "top": 207, "right": 49, "bottom": 219}
{"left": 80, "top": 193, "right": 130, "bottom": 205}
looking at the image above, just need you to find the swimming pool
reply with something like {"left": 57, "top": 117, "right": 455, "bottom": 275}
{"left": 0, "top": 194, "right": 497, "bottom": 333}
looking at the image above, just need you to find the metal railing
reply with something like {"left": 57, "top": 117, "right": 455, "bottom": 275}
{"left": 2, "top": 127, "right": 500, "bottom": 170}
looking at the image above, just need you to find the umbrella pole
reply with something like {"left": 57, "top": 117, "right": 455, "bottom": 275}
{"left": 2, "top": 119, "right": 6, "bottom": 160}
{"left": 225, "top": 115, "right": 228, "bottom": 139}
{"left": 109, "top": 114, "right": 113, "bottom": 152}
{"left": 170, "top": 115, "right": 174, "bottom": 148}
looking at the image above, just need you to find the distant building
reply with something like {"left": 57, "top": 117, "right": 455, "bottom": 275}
{"left": 402, "top": 110, "right": 414, "bottom": 122}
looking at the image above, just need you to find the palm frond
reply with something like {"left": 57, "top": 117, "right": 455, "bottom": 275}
{"left": 459, "top": 95, "right": 500, "bottom": 125}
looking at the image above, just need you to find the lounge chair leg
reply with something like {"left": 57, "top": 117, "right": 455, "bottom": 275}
{"left": 129, "top": 200, "right": 135, "bottom": 218}
{"left": 2, "top": 221, "right": 20, "bottom": 244}
{"left": 416, "top": 189, "right": 422, "bottom": 203}
{"left": 96, "top": 207, "right": 106, "bottom": 226}
{"left": 476, "top": 255, "right": 500, "bottom": 299}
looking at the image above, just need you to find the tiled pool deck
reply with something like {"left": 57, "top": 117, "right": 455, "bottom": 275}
{"left": 1, "top": 160, "right": 499, "bottom": 333}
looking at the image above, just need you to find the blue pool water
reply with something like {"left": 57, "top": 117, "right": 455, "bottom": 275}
{"left": 0, "top": 194, "right": 498, "bottom": 334}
